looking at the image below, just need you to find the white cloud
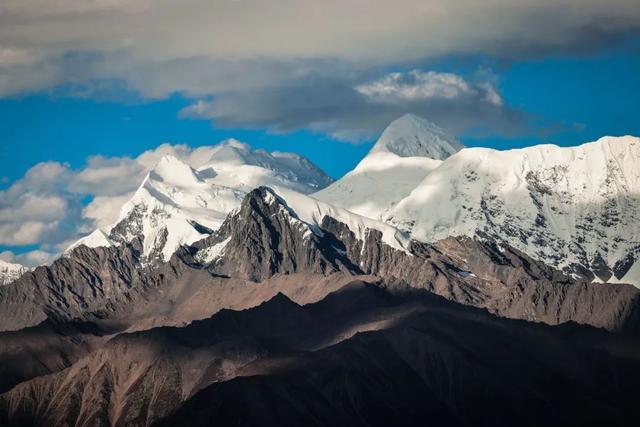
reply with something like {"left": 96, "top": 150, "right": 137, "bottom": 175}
{"left": 81, "top": 193, "right": 133, "bottom": 229}
{"left": 20, "top": 249, "right": 57, "bottom": 265}
{"left": 0, "top": 221, "right": 57, "bottom": 246}
{"left": 0, "top": 194, "right": 67, "bottom": 222}
{"left": 0, "top": 249, "right": 57, "bottom": 267}
{"left": 0, "top": 251, "right": 15, "bottom": 263}
{"left": 0, "top": 162, "right": 78, "bottom": 248}
{"left": 0, "top": 47, "right": 35, "bottom": 67}
{"left": 69, "top": 156, "right": 147, "bottom": 196}
{"left": 355, "top": 70, "right": 503, "bottom": 105}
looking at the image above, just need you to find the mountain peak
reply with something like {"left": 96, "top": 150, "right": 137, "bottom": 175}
{"left": 148, "top": 155, "right": 201, "bottom": 187}
{"left": 223, "top": 138, "right": 250, "bottom": 149}
{"left": 204, "top": 139, "right": 255, "bottom": 166}
{"left": 369, "top": 114, "right": 463, "bottom": 160}
{"left": 68, "top": 140, "right": 333, "bottom": 262}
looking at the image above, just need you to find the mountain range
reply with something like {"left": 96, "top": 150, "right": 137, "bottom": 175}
{"left": 1, "top": 114, "right": 639, "bottom": 426}
{"left": 61, "top": 113, "right": 640, "bottom": 287}
{"left": 317, "top": 114, "right": 640, "bottom": 286}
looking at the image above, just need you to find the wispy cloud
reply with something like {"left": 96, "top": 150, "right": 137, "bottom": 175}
{"left": 355, "top": 71, "right": 503, "bottom": 106}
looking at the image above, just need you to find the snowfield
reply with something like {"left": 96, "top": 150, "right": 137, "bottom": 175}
{"left": 0, "top": 259, "right": 30, "bottom": 286}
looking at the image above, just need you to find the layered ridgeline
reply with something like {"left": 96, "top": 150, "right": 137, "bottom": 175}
{"left": 1, "top": 186, "right": 639, "bottom": 426}
{"left": 68, "top": 139, "right": 333, "bottom": 262}
{"left": 0, "top": 260, "right": 30, "bottom": 286}
{"left": 4, "top": 283, "right": 640, "bottom": 427}
{"left": 316, "top": 115, "right": 640, "bottom": 287}
{"left": 3, "top": 186, "right": 637, "bottom": 335}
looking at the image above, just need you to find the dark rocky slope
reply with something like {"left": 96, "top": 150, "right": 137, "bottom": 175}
{"left": 160, "top": 318, "right": 640, "bottom": 427}
{"left": 0, "top": 320, "right": 113, "bottom": 394}
{"left": 2, "top": 283, "right": 639, "bottom": 427}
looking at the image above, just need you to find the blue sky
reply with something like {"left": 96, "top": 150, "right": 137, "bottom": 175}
{"left": 1, "top": 0, "right": 639, "bottom": 265}
{"left": 0, "top": 95, "right": 371, "bottom": 183}
{"left": 2, "top": 40, "right": 639, "bottom": 183}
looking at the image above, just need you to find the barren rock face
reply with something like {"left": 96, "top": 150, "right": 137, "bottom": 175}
{"left": 198, "top": 188, "right": 348, "bottom": 281}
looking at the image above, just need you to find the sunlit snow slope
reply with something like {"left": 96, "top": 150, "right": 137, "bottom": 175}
{"left": 385, "top": 136, "right": 640, "bottom": 286}
{"left": 269, "top": 186, "right": 410, "bottom": 253}
{"left": 314, "top": 114, "right": 463, "bottom": 219}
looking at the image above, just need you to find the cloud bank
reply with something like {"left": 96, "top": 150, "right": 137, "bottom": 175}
{"left": 0, "top": 0, "right": 638, "bottom": 138}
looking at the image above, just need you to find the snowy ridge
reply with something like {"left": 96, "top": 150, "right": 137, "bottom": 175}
{"left": 269, "top": 186, "right": 411, "bottom": 253}
{"left": 385, "top": 136, "right": 640, "bottom": 286}
{"left": 69, "top": 140, "right": 333, "bottom": 261}
{"left": 314, "top": 114, "right": 462, "bottom": 219}
{"left": 0, "top": 259, "right": 30, "bottom": 286}
{"left": 199, "top": 139, "right": 333, "bottom": 193}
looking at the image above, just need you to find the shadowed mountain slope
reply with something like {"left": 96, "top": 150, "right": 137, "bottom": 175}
{"left": 2, "top": 283, "right": 640, "bottom": 426}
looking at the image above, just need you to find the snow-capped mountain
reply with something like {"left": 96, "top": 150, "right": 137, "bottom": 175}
{"left": 69, "top": 139, "right": 333, "bottom": 261}
{"left": 0, "top": 260, "right": 30, "bottom": 286}
{"left": 231, "top": 185, "right": 411, "bottom": 255}
{"left": 314, "top": 114, "right": 463, "bottom": 219}
{"left": 68, "top": 116, "right": 640, "bottom": 287}
{"left": 369, "top": 113, "right": 464, "bottom": 159}
{"left": 384, "top": 136, "right": 640, "bottom": 286}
